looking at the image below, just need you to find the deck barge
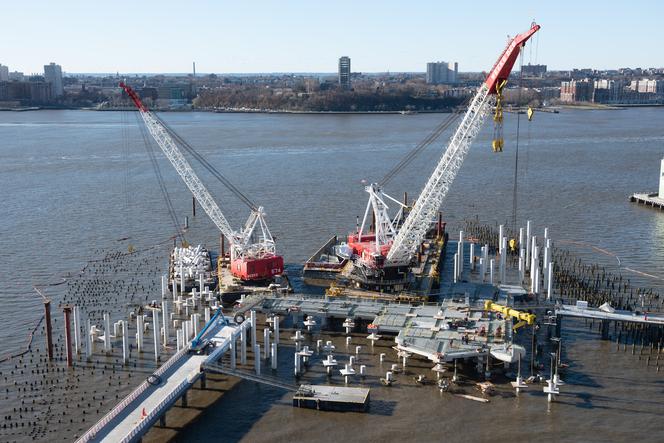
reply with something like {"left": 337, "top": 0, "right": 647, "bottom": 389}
{"left": 293, "top": 385, "right": 370, "bottom": 412}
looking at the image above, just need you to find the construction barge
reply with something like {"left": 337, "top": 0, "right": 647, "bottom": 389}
{"left": 303, "top": 219, "right": 447, "bottom": 301}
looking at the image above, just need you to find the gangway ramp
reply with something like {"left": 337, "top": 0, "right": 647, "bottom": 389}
{"left": 78, "top": 318, "right": 251, "bottom": 443}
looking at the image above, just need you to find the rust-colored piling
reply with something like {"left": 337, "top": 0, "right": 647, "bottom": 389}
{"left": 44, "top": 300, "right": 53, "bottom": 361}
{"left": 192, "top": 196, "right": 197, "bottom": 217}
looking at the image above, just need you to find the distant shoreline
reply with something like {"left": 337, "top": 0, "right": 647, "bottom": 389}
{"left": 2, "top": 103, "right": 662, "bottom": 113}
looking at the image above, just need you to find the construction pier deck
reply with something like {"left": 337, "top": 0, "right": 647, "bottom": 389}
{"left": 630, "top": 192, "right": 664, "bottom": 210}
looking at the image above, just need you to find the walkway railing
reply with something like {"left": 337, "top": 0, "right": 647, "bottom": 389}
{"left": 119, "top": 378, "right": 190, "bottom": 443}
{"left": 76, "top": 346, "right": 189, "bottom": 443}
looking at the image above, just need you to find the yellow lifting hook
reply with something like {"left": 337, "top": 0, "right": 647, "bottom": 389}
{"left": 492, "top": 79, "right": 507, "bottom": 152}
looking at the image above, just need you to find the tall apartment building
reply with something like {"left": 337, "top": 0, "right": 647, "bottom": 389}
{"left": 0, "top": 64, "right": 8, "bottom": 82}
{"left": 629, "top": 78, "right": 663, "bottom": 94}
{"left": 426, "top": 61, "right": 458, "bottom": 84}
{"left": 560, "top": 79, "right": 593, "bottom": 102}
{"left": 521, "top": 63, "right": 547, "bottom": 77}
{"left": 44, "top": 62, "right": 64, "bottom": 97}
{"left": 338, "top": 56, "right": 351, "bottom": 89}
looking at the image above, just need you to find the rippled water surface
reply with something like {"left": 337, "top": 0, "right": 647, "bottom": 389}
{"left": 1, "top": 108, "right": 663, "bottom": 441}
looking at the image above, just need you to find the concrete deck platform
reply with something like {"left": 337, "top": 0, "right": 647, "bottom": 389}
{"left": 630, "top": 192, "right": 664, "bottom": 210}
{"left": 293, "top": 385, "right": 370, "bottom": 412}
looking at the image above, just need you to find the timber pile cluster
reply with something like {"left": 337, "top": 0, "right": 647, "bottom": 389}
{"left": 0, "top": 246, "right": 169, "bottom": 443}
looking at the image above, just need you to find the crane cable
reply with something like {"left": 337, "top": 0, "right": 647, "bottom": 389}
{"left": 379, "top": 95, "right": 470, "bottom": 187}
{"left": 154, "top": 114, "right": 257, "bottom": 211}
{"left": 134, "top": 112, "right": 187, "bottom": 244}
{"left": 511, "top": 51, "right": 525, "bottom": 232}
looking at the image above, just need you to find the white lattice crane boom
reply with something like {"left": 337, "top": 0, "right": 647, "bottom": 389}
{"left": 386, "top": 23, "right": 541, "bottom": 265}
{"left": 120, "top": 82, "right": 282, "bottom": 280}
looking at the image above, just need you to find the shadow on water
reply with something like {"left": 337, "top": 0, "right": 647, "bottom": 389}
{"left": 176, "top": 379, "right": 292, "bottom": 443}
{"left": 366, "top": 399, "right": 397, "bottom": 416}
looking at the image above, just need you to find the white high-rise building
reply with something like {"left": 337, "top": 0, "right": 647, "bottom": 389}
{"left": 0, "top": 64, "right": 8, "bottom": 81}
{"left": 44, "top": 62, "right": 64, "bottom": 97}
{"left": 426, "top": 61, "right": 458, "bottom": 85}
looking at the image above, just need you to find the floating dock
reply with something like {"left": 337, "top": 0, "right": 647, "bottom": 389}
{"left": 293, "top": 385, "right": 370, "bottom": 412}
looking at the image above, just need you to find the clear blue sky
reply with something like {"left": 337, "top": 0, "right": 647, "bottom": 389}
{"left": 2, "top": 0, "right": 662, "bottom": 74}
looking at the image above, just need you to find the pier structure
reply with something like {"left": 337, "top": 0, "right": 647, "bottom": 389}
{"left": 77, "top": 313, "right": 253, "bottom": 443}
{"left": 630, "top": 157, "right": 664, "bottom": 210}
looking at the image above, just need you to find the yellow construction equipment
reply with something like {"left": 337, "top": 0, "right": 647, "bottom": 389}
{"left": 483, "top": 300, "right": 536, "bottom": 332}
{"left": 492, "top": 79, "right": 507, "bottom": 152}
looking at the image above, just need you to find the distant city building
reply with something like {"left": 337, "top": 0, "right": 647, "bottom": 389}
{"left": 426, "top": 61, "right": 458, "bottom": 85}
{"left": 560, "top": 79, "right": 593, "bottom": 102}
{"left": 44, "top": 62, "right": 64, "bottom": 97}
{"left": 8, "top": 71, "right": 24, "bottom": 81}
{"left": 0, "top": 64, "right": 8, "bottom": 82}
{"left": 338, "top": 56, "right": 351, "bottom": 89}
{"left": 629, "top": 78, "right": 663, "bottom": 94}
{"left": 521, "top": 63, "right": 547, "bottom": 78}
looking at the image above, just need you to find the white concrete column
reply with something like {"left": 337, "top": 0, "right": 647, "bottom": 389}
{"left": 489, "top": 259, "right": 495, "bottom": 285}
{"left": 153, "top": 309, "right": 160, "bottom": 362}
{"left": 176, "top": 329, "right": 182, "bottom": 352}
{"left": 192, "top": 314, "right": 199, "bottom": 338}
{"left": 241, "top": 326, "right": 247, "bottom": 365}
{"left": 199, "top": 273, "right": 204, "bottom": 295}
{"left": 294, "top": 352, "right": 301, "bottom": 376}
{"left": 498, "top": 224, "right": 504, "bottom": 254}
{"left": 122, "top": 320, "right": 129, "bottom": 364}
{"left": 263, "top": 328, "right": 270, "bottom": 359}
{"left": 172, "top": 279, "right": 178, "bottom": 301}
{"left": 179, "top": 263, "right": 185, "bottom": 296}
{"left": 271, "top": 343, "right": 277, "bottom": 370}
{"left": 73, "top": 306, "right": 81, "bottom": 355}
{"left": 162, "top": 301, "right": 169, "bottom": 346}
{"left": 274, "top": 316, "right": 280, "bottom": 344}
{"left": 137, "top": 314, "right": 144, "bottom": 352}
{"left": 104, "top": 312, "right": 111, "bottom": 353}
{"left": 230, "top": 338, "right": 236, "bottom": 369}
{"left": 479, "top": 258, "right": 484, "bottom": 282}
{"left": 519, "top": 228, "right": 524, "bottom": 251}
{"left": 250, "top": 310, "right": 257, "bottom": 346}
{"left": 161, "top": 274, "right": 167, "bottom": 299}
{"left": 458, "top": 231, "right": 464, "bottom": 274}
{"left": 86, "top": 318, "right": 92, "bottom": 360}
{"left": 526, "top": 220, "right": 532, "bottom": 270}
{"left": 469, "top": 243, "right": 475, "bottom": 270}
{"left": 205, "top": 307, "right": 210, "bottom": 323}
{"left": 254, "top": 344, "right": 261, "bottom": 375}
{"left": 453, "top": 253, "right": 458, "bottom": 284}
{"left": 547, "top": 262, "right": 554, "bottom": 300}
{"left": 500, "top": 237, "right": 507, "bottom": 283}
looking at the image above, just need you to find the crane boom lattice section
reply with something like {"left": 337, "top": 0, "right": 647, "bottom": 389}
{"left": 140, "top": 111, "right": 238, "bottom": 245}
{"left": 387, "top": 83, "right": 493, "bottom": 265}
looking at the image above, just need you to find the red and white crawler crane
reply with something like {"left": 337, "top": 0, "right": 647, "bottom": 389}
{"left": 119, "top": 82, "right": 284, "bottom": 281}
{"left": 354, "top": 23, "right": 541, "bottom": 271}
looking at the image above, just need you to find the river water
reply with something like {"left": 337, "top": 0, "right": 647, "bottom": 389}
{"left": 1, "top": 108, "right": 663, "bottom": 441}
